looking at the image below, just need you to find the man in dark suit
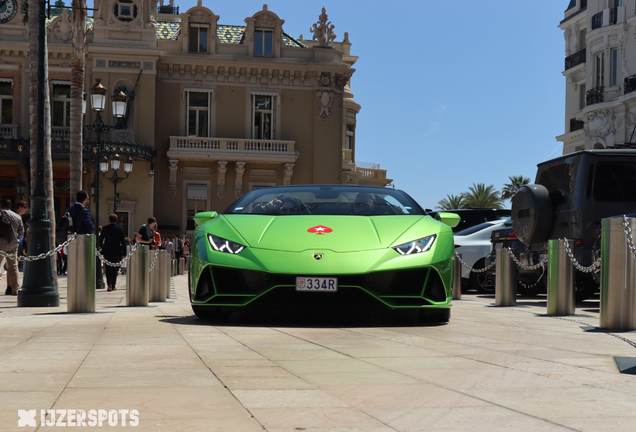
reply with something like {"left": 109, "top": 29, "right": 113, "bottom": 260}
{"left": 67, "top": 190, "right": 94, "bottom": 235}
{"left": 99, "top": 214, "right": 127, "bottom": 291}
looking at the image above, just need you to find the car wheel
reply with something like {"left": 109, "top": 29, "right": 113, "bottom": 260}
{"left": 470, "top": 259, "right": 496, "bottom": 294}
{"left": 511, "top": 184, "right": 553, "bottom": 244}
{"left": 517, "top": 277, "right": 546, "bottom": 297}
{"left": 575, "top": 272, "right": 598, "bottom": 302}
{"left": 192, "top": 305, "right": 232, "bottom": 321}
{"left": 418, "top": 308, "right": 450, "bottom": 323}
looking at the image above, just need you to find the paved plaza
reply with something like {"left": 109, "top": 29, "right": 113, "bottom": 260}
{"left": 1, "top": 273, "right": 636, "bottom": 431}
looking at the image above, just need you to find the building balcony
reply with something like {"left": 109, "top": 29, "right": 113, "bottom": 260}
{"left": 355, "top": 166, "right": 387, "bottom": 180}
{"left": 591, "top": 11, "right": 603, "bottom": 29}
{"left": 586, "top": 86, "right": 604, "bottom": 106}
{"left": 51, "top": 126, "right": 70, "bottom": 139}
{"left": 625, "top": 75, "right": 636, "bottom": 95}
{"left": 157, "top": 5, "right": 179, "bottom": 14}
{"left": 591, "top": 7, "right": 623, "bottom": 30}
{"left": 565, "top": 49, "right": 586, "bottom": 70}
{"left": 0, "top": 124, "right": 17, "bottom": 139}
{"left": 167, "top": 136, "right": 298, "bottom": 164}
{"left": 570, "top": 118, "right": 585, "bottom": 132}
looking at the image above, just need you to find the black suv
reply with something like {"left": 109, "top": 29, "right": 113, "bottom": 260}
{"left": 429, "top": 208, "right": 510, "bottom": 233}
{"left": 511, "top": 149, "right": 636, "bottom": 300}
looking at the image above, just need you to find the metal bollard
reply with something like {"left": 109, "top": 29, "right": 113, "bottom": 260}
{"left": 600, "top": 217, "right": 636, "bottom": 331}
{"left": 150, "top": 250, "right": 168, "bottom": 302}
{"left": 452, "top": 254, "right": 462, "bottom": 300}
{"left": 67, "top": 235, "right": 96, "bottom": 313}
{"left": 171, "top": 259, "right": 177, "bottom": 277}
{"left": 126, "top": 244, "right": 149, "bottom": 306}
{"left": 495, "top": 248, "right": 516, "bottom": 306}
{"left": 163, "top": 254, "right": 171, "bottom": 299}
{"left": 547, "top": 239, "right": 575, "bottom": 316}
{"left": 178, "top": 257, "right": 185, "bottom": 275}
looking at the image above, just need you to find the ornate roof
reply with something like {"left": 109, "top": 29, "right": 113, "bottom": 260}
{"left": 45, "top": 17, "right": 306, "bottom": 47}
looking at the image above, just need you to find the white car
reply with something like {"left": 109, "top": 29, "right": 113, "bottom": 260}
{"left": 453, "top": 220, "right": 506, "bottom": 292}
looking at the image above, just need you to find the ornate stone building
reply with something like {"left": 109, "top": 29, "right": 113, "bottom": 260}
{"left": 557, "top": 0, "right": 636, "bottom": 153}
{"left": 0, "top": 1, "right": 391, "bottom": 237}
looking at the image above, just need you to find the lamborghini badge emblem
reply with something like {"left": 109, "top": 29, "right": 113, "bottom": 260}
{"left": 313, "top": 254, "right": 324, "bottom": 260}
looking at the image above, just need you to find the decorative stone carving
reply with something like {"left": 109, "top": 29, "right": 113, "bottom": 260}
{"left": 48, "top": 9, "right": 73, "bottom": 42}
{"left": 564, "top": 27, "right": 571, "bottom": 56}
{"left": 217, "top": 161, "right": 227, "bottom": 199}
{"left": 235, "top": 161, "right": 246, "bottom": 198}
{"left": 584, "top": 110, "right": 617, "bottom": 147}
{"left": 283, "top": 163, "right": 294, "bottom": 185}
{"left": 316, "top": 74, "right": 334, "bottom": 122}
{"left": 310, "top": 7, "right": 336, "bottom": 47}
{"left": 168, "top": 159, "right": 179, "bottom": 198}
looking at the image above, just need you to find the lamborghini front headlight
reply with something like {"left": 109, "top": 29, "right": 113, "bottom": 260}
{"left": 208, "top": 234, "right": 245, "bottom": 254}
{"left": 393, "top": 235, "right": 436, "bottom": 255}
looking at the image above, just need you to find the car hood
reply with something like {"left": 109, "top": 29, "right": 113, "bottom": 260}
{"left": 220, "top": 215, "right": 437, "bottom": 253}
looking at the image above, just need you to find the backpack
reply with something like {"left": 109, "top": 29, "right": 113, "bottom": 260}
{"left": 0, "top": 209, "right": 15, "bottom": 242}
{"left": 56, "top": 209, "right": 75, "bottom": 244}
{"left": 175, "top": 239, "right": 183, "bottom": 253}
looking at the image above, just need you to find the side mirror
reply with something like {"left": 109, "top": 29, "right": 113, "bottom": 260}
{"left": 436, "top": 212, "right": 460, "bottom": 228}
{"left": 193, "top": 211, "right": 218, "bottom": 227}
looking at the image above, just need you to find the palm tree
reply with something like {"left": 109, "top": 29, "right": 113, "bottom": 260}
{"left": 501, "top": 175, "right": 530, "bottom": 201}
{"left": 462, "top": 183, "right": 504, "bottom": 209}
{"left": 437, "top": 194, "right": 466, "bottom": 210}
{"left": 70, "top": 0, "right": 87, "bottom": 205}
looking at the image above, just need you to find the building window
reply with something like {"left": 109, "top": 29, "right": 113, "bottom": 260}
{"left": 51, "top": 84, "right": 71, "bottom": 127}
{"left": 610, "top": 48, "right": 618, "bottom": 87}
{"left": 254, "top": 30, "right": 273, "bottom": 56}
{"left": 187, "top": 92, "right": 209, "bottom": 137}
{"left": 252, "top": 95, "right": 273, "bottom": 140}
{"left": 113, "top": 0, "right": 138, "bottom": 22}
{"left": 611, "top": 0, "right": 623, "bottom": 7}
{"left": 595, "top": 52, "right": 605, "bottom": 88}
{"left": 0, "top": 81, "right": 12, "bottom": 125}
{"left": 189, "top": 24, "right": 208, "bottom": 53}
{"left": 345, "top": 124, "right": 354, "bottom": 150}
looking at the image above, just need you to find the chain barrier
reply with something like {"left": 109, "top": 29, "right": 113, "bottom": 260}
{"left": 454, "top": 247, "right": 547, "bottom": 276}
{"left": 0, "top": 233, "right": 78, "bottom": 262}
{"left": 624, "top": 216, "right": 636, "bottom": 260}
{"left": 96, "top": 242, "right": 139, "bottom": 268}
{"left": 561, "top": 238, "right": 601, "bottom": 273}
{"left": 454, "top": 252, "right": 497, "bottom": 273}
{"left": 506, "top": 248, "right": 547, "bottom": 271}
{"left": 148, "top": 249, "right": 159, "bottom": 272}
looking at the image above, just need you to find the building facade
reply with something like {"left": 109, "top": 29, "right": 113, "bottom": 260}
{"left": 0, "top": 1, "right": 391, "bottom": 238}
{"left": 557, "top": 0, "right": 636, "bottom": 153}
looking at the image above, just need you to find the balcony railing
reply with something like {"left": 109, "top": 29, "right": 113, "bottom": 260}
{"left": 565, "top": 48, "right": 586, "bottom": 70}
{"left": 0, "top": 124, "right": 17, "bottom": 139}
{"left": 355, "top": 166, "right": 387, "bottom": 180}
{"left": 170, "top": 137, "right": 295, "bottom": 153}
{"left": 157, "top": 5, "right": 179, "bottom": 14}
{"left": 586, "top": 86, "right": 604, "bottom": 105}
{"left": 570, "top": 118, "right": 585, "bottom": 132}
{"left": 591, "top": 11, "right": 603, "bottom": 30}
{"left": 609, "top": 7, "right": 618, "bottom": 25}
{"left": 51, "top": 126, "right": 70, "bottom": 139}
{"left": 625, "top": 75, "right": 636, "bottom": 94}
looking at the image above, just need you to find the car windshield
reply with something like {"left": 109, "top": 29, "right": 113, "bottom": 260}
{"left": 454, "top": 221, "right": 501, "bottom": 237}
{"left": 224, "top": 185, "right": 424, "bottom": 216}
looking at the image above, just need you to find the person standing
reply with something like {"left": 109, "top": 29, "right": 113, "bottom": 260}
{"left": 0, "top": 199, "right": 25, "bottom": 296}
{"left": 135, "top": 217, "right": 157, "bottom": 247}
{"left": 99, "top": 214, "right": 126, "bottom": 291}
{"left": 66, "top": 190, "right": 94, "bottom": 235}
{"left": 174, "top": 234, "right": 184, "bottom": 261}
{"left": 162, "top": 236, "right": 173, "bottom": 259}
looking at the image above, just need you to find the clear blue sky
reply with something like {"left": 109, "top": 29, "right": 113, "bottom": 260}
{"left": 91, "top": 0, "right": 570, "bottom": 209}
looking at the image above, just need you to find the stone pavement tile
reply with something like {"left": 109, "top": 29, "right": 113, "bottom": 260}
{"left": 222, "top": 376, "right": 316, "bottom": 390}
{"left": 0, "top": 392, "right": 60, "bottom": 413}
{"left": 79, "top": 351, "right": 204, "bottom": 370}
{"left": 1, "top": 349, "right": 87, "bottom": 361}
{"left": 363, "top": 355, "right": 490, "bottom": 372}
{"left": 335, "top": 346, "right": 450, "bottom": 358}
{"left": 0, "top": 412, "right": 37, "bottom": 432}
{"left": 557, "top": 416, "right": 636, "bottom": 432}
{"left": 249, "top": 407, "right": 391, "bottom": 430}
{"left": 232, "top": 389, "right": 349, "bottom": 409}
{"left": 250, "top": 345, "right": 350, "bottom": 361}
{"left": 201, "top": 358, "right": 277, "bottom": 368}
{"left": 197, "top": 349, "right": 268, "bottom": 362}
{"left": 276, "top": 359, "right": 388, "bottom": 375}
{"left": 52, "top": 387, "right": 247, "bottom": 419}
{"left": 465, "top": 386, "right": 636, "bottom": 419}
{"left": 0, "top": 359, "right": 84, "bottom": 374}
{"left": 68, "top": 367, "right": 223, "bottom": 388}
{"left": 0, "top": 372, "right": 73, "bottom": 392}
{"left": 365, "top": 406, "right": 574, "bottom": 432}
{"left": 295, "top": 371, "right": 421, "bottom": 386}
{"left": 320, "top": 384, "right": 488, "bottom": 410}
{"left": 122, "top": 416, "right": 265, "bottom": 432}
{"left": 6, "top": 341, "right": 96, "bottom": 352}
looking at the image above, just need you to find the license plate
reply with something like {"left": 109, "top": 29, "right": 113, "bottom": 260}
{"left": 296, "top": 277, "right": 338, "bottom": 292}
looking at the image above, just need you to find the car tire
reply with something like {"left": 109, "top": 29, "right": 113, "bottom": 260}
{"left": 575, "top": 272, "right": 598, "bottom": 302}
{"left": 418, "top": 308, "right": 450, "bottom": 323}
{"left": 470, "top": 258, "right": 496, "bottom": 294}
{"left": 517, "top": 277, "right": 546, "bottom": 297}
{"left": 512, "top": 184, "right": 553, "bottom": 244}
{"left": 192, "top": 305, "right": 232, "bottom": 321}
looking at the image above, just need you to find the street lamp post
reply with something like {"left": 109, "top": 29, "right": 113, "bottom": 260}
{"left": 101, "top": 156, "right": 133, "bottom": 214}
{"left": 84, "top": 80, "right": 128, "bottom": 290}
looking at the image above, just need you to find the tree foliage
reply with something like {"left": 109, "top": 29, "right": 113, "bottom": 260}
{"left": 501, "top": 175, "right": 530, "bottom": 201}
{"left": 437, "top": 194, "right": 466, "bottom": 210}
{"left": 462, "top": 183, "right": 504, "bottom": 209}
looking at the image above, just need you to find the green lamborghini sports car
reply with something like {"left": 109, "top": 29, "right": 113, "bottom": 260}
{"left": 189, "top": 185, "right": 460, "bottom": 321}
